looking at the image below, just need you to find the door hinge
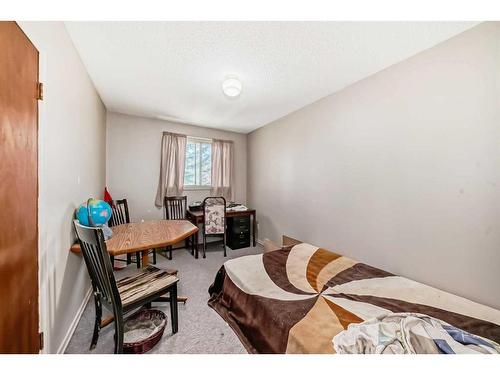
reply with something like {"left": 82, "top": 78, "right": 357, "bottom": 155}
{"left": 37, "top": 82, "right": 43, "bottom": 101}
{"left": 39, "top": 331, "right": 44, "bottom": 351}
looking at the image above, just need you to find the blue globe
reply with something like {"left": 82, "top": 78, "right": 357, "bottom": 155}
{"left": 76, "top": 199, "right": 112, "bottom": 227}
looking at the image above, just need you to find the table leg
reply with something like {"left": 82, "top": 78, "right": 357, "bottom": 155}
{"left": 142, "top": 250, "right": 149, "bottom": 267}
{"left": 191, "top": 232, "right": 198, "bottom": 259}
{"left": 194, "top": 233, "right": 199, "bottom": 259}
{"left": 101, "top": 315, "right": 114, "bottom": 328}
{"left": 189, "top": 232, "right": 194, "bottom": 258}
{"left": 252, "top": 213, "right": 257, "bottom": 247}
{"left": 156, "top": 296, "right": 188, "bottom": 304}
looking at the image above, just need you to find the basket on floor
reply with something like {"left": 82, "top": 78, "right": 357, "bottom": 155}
{"left": 123, "top": 309, "right": 167, "bottom": 354}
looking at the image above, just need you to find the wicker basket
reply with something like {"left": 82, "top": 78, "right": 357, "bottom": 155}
{"left": 123, "top": 309, "right": 167, "bottom": 354}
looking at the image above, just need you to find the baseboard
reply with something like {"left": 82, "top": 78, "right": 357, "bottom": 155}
{"left": 56, "top": 286, "right": 92, "bottom": 354}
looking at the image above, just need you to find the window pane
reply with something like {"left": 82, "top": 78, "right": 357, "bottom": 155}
{"left": 195, "top": 142, "right": 201, "bottom": 185}
{"left": 184, "top": 142, "right": 196, "bottom": 186}
{"left": 201, "top": 142, "right": 211, "bottom": 186}
{"left": 184, "top": 139, "right": 212, "bottom": 187}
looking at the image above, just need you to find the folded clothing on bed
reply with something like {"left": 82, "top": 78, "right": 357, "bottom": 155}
{"left": 333, "top": 312, "right": 500, "bottom": 354}
{"left": 208, "top": 243, "right": 500, "bottom": 354}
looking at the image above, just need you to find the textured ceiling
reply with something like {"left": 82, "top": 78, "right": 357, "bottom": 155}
{"left": 65, "top": 22, "right": 478, "bottom": 133}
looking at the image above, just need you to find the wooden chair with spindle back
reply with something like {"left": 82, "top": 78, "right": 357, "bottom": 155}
{"left": 109, "top": 199, "right": 156, "bottom": 268}
{"left": 73, "top": 220, "right": 179, "bottom": 354}
{"left": 109, "top": 199, "right": 130, "bottom": 227}
{"left": 163, "top": 196, "right": 189, "bottom": 259}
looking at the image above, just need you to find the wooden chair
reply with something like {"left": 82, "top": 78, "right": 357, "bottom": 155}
{"left": 108, "top": 199, "right": 130, "bottom": 228}
{"left": 163, "top": 196, "right": 190, "bottom": 259}
{"left": 109, "top": 199, "right": 156, "bottom": 268}
{"left": 202, "top": 196, "right": 227, "bottom": 258}
{"left": 164, "top": 196, "right": 188, "bottom": 221}
{"left": 73, "top": 220, "right": 179, "bottom": 354}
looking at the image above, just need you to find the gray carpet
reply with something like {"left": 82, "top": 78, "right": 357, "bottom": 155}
{"left": 65, "top": 243, "right": 262, "bottom": 354}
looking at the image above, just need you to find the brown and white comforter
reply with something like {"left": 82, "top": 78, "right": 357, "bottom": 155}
{"left": 208, "top": 243, "right": 500, "bottom": 354}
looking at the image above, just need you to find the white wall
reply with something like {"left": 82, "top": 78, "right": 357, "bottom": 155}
{"left": 106, "top": 112, "right": 247, "bottom": 221}
{"left": 19, "top": 22, "right": 106, "bottom": 353}
{"left": 248, "top": 22, "right": 500, "bottom": 309}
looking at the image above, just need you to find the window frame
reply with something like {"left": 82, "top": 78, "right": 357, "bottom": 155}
{"left": 183, "top": 136, "right": 212, "bottom": 191}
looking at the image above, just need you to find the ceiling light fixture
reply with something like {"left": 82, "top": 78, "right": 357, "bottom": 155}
{"left": 222, "top": 77, "right": 242, "bottom": 98}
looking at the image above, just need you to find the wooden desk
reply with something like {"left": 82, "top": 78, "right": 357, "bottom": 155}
{"left": 70, "top": 220, "right": 198, "bottom": 267}
{"left": 187, "top": 208, "right": 257, "bottom": 248}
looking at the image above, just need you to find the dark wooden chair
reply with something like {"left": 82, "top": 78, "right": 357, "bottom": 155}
{"left": 202, "top": 196, "right": 227, "bottom": 258}
{"left": 163, "top": 196, "right": 191, "bottom": 260}
{"left": 109, "top": 199, "right": 156, "bottom": 268}
{"left": 73, "top": 220, "right": 179, "bottom": 354}
{"left": 108, "top": 199, "right": 130, "bottom": 228}
{"left": 164, "top": 196, "right": 188, "bottom": 221}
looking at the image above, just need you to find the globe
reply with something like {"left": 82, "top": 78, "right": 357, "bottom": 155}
{"left": 76, "top": 198, "right": 112, "bottom": 227}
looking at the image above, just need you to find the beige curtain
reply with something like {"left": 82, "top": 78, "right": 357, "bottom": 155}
{"left": 155, "top": 132, "right": 187, "bottom": 207}
{"left": 211, "top": 139, "right": 234, "bottom": 201}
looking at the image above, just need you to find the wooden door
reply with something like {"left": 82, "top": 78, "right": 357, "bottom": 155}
{"left": 0, "top": 22, "right": 40, "bottom": 353}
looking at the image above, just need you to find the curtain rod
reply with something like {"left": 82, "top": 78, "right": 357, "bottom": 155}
{"left": 187, "top": 135, "right": 234, "bottom": 143}
{"left": 187, "top": 135, "right": 212, "bottom": 142}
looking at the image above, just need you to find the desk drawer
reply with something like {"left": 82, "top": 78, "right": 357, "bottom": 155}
{"left": 230, "top": 216, "right": 250, "bottom": 226}
{"left": 231, "top": 226, "right": 249, "bottom": 234}
{"left": 227, "top": 237, "right": 250, "bottom": 249}
{"left": 233, "top": 232, "right": 248, "bottom": 240}
{"left": 229, "top": 241, "right": 250, "bottom": 250}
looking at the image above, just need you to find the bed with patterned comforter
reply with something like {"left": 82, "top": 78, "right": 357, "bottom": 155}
{"left": 208, "top": 243, "right": 500, "bottom": 353}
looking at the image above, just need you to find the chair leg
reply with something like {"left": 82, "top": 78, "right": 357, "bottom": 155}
{"left": 193, "top": 233, "right": 198, "bottom": 259}
{"left": 203, "top": 234, "right": 206, "bottom": 258}
{"left": 113, "top": 312, "right": 124, "bottom": 354}
{"left": 170, "top": 285, "right": 178, "bottom": 334}
{"left": 136, "top": 252, "right": 141, "bottom": 269}
{"left": 223, "top": 234, "right": 227, "bottom": 257}
{"left": 168, "top": 245, "right": 172, "bottom": 260}
{"left": 126, "top": 253, "right": 132, "bottom": 265}
{"left": 110, "top": 255, "right": 114, "bottom": 268}
{"left": 90, "top": 292, "right": 102, "bottom": 350}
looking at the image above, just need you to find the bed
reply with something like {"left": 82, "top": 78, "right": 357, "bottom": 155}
{"left": 208, "top": 237, "right": 500, "bottom": 354}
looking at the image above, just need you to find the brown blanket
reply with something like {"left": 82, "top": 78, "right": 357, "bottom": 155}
{"left": 208, "top": 243, "right": 500, "bottom": 353}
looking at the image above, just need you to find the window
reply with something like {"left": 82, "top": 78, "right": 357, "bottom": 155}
{"left": 184, "top": 137, "right": 211, "bottom": 189}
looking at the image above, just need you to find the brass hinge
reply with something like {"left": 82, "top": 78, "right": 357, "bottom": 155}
{"left": 37, "top": 82, "right": 44, "bottom": 101}
{"left": 39, "top": 331, "right": 44, "bottom": 351}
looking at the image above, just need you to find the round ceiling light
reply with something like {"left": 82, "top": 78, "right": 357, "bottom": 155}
{"left": 222, "top": 77, "right": 242, "bottom": 98}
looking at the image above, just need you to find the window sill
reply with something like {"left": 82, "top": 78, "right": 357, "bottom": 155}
{"left": 183, "top": 186, "right": 211, "bottom": 191}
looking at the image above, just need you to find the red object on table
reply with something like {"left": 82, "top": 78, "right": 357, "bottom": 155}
{"left": 104, "top": 187, "right": 113, "bottom": 206}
